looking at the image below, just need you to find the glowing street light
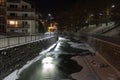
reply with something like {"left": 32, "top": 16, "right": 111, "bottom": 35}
{"left": 111, "top": 5, "right": 115, "bottom": 8}
{"left": 48, "top": 13, "right": 51, "bottom": 17}
{"left": 99, "top": 13, "right": 103, "bottom": 16}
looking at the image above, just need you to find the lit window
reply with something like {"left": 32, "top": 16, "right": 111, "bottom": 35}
{"left": 10, "top": 21, "right": 15, "bottom": 25}
{"left": 0, "top": 0, "right": 5, "bottom": 6}
{"left": 8, "top": 20, "right": 19, "bottom": 27}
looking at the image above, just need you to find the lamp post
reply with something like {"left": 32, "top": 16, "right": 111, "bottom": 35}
{"left": 47, "top": 13, "right": 52, "bottom": 36}
{"left": 112, "top": 5, "right": 115, "bottom": 8}
{"left": 105, "top": 5, "right": 115, "bottom": 25}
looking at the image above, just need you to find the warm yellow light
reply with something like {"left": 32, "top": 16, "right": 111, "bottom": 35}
{"left": 9, "top": 21, "right": 15, "bottom": 25}
{"left": 15, "top": 21, "right": 18, "bottom": 24}
{"left": 48, "top": 22, "right": 57, "bottom": 32}
{"left": 0, "top": 0, "right": 5, "bottom": 5}
{"left": 9, "top": 20, "right": 19, "bottom": 27}
{"left": 15, "top": 21, "right": 18, "bottom": 27}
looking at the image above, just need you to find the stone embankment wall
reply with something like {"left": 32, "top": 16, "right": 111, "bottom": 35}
{"left": 0, "top": 37, "right": 58, "bottom": 79}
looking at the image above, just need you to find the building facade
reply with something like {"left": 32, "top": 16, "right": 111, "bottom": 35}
{"left": 0, "top": 0, "right": 6, "bottom": 33}
{"left": 0, "top": 0, "right": 38, "bottom": 34}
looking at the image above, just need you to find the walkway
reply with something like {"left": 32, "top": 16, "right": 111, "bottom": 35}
{"left": 71, "top": 43, "right": 120, "bottom": 80}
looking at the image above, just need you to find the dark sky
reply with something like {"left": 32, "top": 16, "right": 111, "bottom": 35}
{"left": 27, "top": 0, "right": 118, "bottom": 19}
{"left": 29, "top": 0, "right": 78, "bottom": 15}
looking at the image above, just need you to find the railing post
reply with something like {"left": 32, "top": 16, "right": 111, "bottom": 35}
{"left": 2, "top": 38, "right": 4, "bottom": 48}
{"left": 25, "top": 35, "right": 27, "bottom": 43}
{"left": 7, "top": 37, "right": 10, "bottom": 47}
{"left": 35, "top": 35, "right": 36, "bottom": 40}
{"left": 18, "top": 36, "right": 20, "bottom": 44}
{"left": 4, "top": 38, "right": 5, "bottom": 48}
{"left": 39, "top": 34, "right": 41, "bottom": 39}
{"left": 31, "top": 35, "right": 32, "bottom": 41}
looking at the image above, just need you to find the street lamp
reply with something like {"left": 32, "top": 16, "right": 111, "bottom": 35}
{"left": 112, "top": 5, "right": 115, "bottom": 8}
{"left": 105, "top": 5, "right": 115, "bottom": 25}
{"left": 47, "top": 13, "right": 52, "bottom": 36}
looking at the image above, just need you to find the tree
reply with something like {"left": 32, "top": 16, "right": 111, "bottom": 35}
{"left": 38, "top": 21, "right": 45, "bottom": 33}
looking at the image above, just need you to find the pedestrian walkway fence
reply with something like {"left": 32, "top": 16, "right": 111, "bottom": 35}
{"left": 0, "top": 33, "right": 55, "bottom": 49}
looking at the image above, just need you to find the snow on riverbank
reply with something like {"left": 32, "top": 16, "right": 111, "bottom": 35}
{"left": 68, "top": 42, "right": 88, "bottom": 50}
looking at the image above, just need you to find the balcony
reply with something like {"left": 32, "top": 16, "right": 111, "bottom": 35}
{"left": 0, "top": 11, "right": 6, "bottom": 15}
{"left": 7, "top": 24, "right": 30, "bottom": 28}
{"left": 0, "top": 20, "right": 6, "bottom": 24}
{"left": 7, "top": 16, "right": 21, "bottom": 20}
{"left": 21, "top": 24, "right": 30, "bottom": 28}
{"left": 7, "top": 16, "right": 35, "bottom": 20}
{"left": 21, "top": 8, "right": 35, "bottom": 12}
{"left": 0, "top": 19, "right": 6, "bottom": 24}
{"left": 0, "top": 2, "right": 6, "bottom": 6}
{"left": 7, "top": 7, "right": 35, "bottom": 12}
{"left": 7, "top": 8, "right": 20, "bottom": 11}
{"left": 7, "top": 0, "right": 20, "bottom": 3}
{"left": 22, "top": 16, "right": 35, "bottom": 20}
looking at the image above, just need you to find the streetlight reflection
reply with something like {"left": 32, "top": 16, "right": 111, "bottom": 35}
{"left": 42, "top": 57, "right": 55, "bottom": 73}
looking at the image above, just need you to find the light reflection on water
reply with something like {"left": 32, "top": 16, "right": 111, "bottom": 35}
{"left": 42, "top": 63, "right": 55, "bottom": 73}
{"left": 41, "top": 57, "right": 55, "bottom": 74}
{"left": 42, "top": 57, "right": 53, "bottom": 64}
{"left": 19, "top": 38, "right": 80, "bottom": 80}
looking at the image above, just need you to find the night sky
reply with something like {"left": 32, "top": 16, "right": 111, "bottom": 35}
{"left": 27, "top": 0, "right": 119, "bottom": 23}
{"left": 28, "top": 0, "right": 116, "bottom": 14}
{"left": 28, "top": 0, "right": 78, "bottom": 15}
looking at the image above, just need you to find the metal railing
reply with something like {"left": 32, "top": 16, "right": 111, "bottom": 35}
{"left": 88, "top": 35, "right": 120, "bottom": 71}
{"left": 0, "top": 33, "right": 55, "bottom": 49}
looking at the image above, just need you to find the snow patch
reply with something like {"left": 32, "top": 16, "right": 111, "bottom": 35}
{"left": 68, "top": 42, "right": 88, "bottom": 50}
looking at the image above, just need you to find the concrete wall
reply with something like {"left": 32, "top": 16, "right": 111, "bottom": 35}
{"left": 87, "top": 36, "right": 120, "bottom": 72}
{"left": 0, "top": 36, "right": 58, "bottom": 79}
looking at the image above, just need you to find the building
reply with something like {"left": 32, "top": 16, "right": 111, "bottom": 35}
{"left": 0, "top": 0, "right": 38, "bottom": 34}
{"left": 0, "top": 0, "right": 6, "bottom": 33}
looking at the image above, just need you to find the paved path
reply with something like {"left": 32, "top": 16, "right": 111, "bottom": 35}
{"left": 71, "top": 44, "right": 120, "bottom": 80}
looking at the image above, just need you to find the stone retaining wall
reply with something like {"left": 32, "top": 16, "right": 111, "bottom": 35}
{"left": 0, "top": 37, "right": 58, "bottom": 79}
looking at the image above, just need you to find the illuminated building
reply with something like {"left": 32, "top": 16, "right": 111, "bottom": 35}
{"left": 0, "top": 0, "right": 6, "bottom": 33}
{"left": 0, "top": 0, "right": 38, "bottom": 34}
{"left": 48, "top": 22, "right": 57, "bottom": 32}
{"left": 6, "top": 0, "right": 37, "bottom": 34}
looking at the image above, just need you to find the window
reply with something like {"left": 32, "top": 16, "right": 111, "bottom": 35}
{"left": 25, "top": 5, "right": 27, "bottom": 9}
{"left": 25, "top": 14, "right": 28, "bottom": 17}
{"left": 22, "top": 14, "right": 28, "bottom": 17}
{"left": 10, "top": 5, "right": 14, "bottom": 8}
{"left": 22, "top": 21, "right": 28, "bottom": 27}
{"left": 10, "top": 5, "right": 17, "bottom": 8}
{"left": 22, "top": 29, "right": 28, "bottom": 33}
{"left": 10, "top": 29, "right": 15, "bottom": 32}
{"left": 0, "top": 17, "right": 1, "bottom": 20}
{"left": 10, "top": 13, "right": 17, "bottom": 17}
{"left": 0, "top": 17, "right": 4, "bottom": 20}
{"left": 8, "top": 20, "right": 19, "bottom": 27}
{"left": 22, "top": 21, "right": 28, "bottom": 25}
{"left": 22, "top": 5, "right": 28, "bottom": 9}
{"left": 0, "top": 0, "right": 5, "bottom": 6}
{"left": 0, "top": 8, "right": 4, "bottom": 12}
{"left": 15, "top": 5, "right": 18, "bottom": 8}
{"left": 0, "top": 25, "right": 4, "bottom": 28}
